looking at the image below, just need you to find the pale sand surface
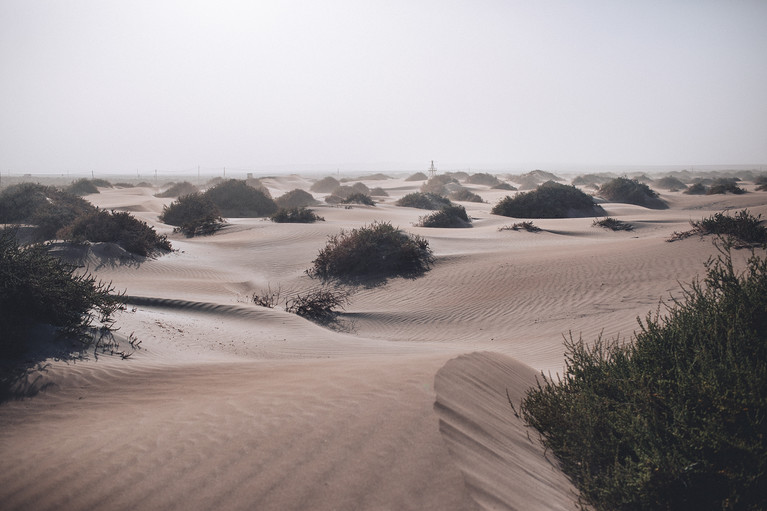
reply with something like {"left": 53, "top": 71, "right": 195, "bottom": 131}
{"left": 1, "top": 176, "right": 765, "bottom": 510}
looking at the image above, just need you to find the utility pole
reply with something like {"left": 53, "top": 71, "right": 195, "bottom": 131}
{"left": 428, "top": 160, "right": 437, "bottom": 178}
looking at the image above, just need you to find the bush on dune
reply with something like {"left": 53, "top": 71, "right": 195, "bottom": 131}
{"left": 369, "top": 187, "right": 388, "bottom": 197}
{"left": 308, "top": 221, "right": 433, "bottom": 282}
{"left": 0, "top": 228, "right": 123, "bottom": 358}
{"left": 341, "top": 193, "right": 375, "bottom": 206}
{"left": 684, "top": 182, "right": 708, "bottom": 195}
{"left": 597, "top": 177, "right": 667, "bottom": 209}
{"left": 708, "top": 178, "right": 746, "bottom": 195}
{"left": 593, "top": 217, "right": 634, "bottom": 231}
{"left": 755, "top": 175, "right": 767, "bottom": 191}
{"left": 405, "top": 172, "right": 428, "bottom": 181}
{"left": 65, "top": 178, "right": 101, "bottom": 196}
{"left": 420, "top": 175, "right": 458, "bottom": 196}
{"left": 60, "top": 210, "right": 172, "bottom": 256}
{"left": 655, "top": 176, "right": 688, "bottom": 191}
{"left": 310, "top": 176, "right": 341, "bottom": 193}
{"left": 270, "top": 207, "right": 324, "bottom": 223}
{"left": 159, "top": 193, "right": 224, "bottom": 237}
{"left": 492, "top": 181, "right": 604, "bottom": 219}
{"left": 274, "top": 188, "right": 316, "bottom": 209}
{"left": 449, "top": 187, "right": 483, "bottom": 203}
{"left": 155, "top": 181, "right": 199, "bottom": 198}
{"left": 466, "top": 173, "right": 500, "bottom": 186}
{"left": 669, "top": 210, "right": 767, "bottom": 247}
{"left": 492, "top": 182, "right": 517, "bottom": 191}
{"left": 417, "top": 205, "right": 471, "bottom": 228}
{"left": 203, "top": 179, "right": 277, "bottom": 217}
{"left": 395, "top": 192, "right": 452, "bottom": 210}
{"left": 520, "top": 243, "right": 767, "bottom": 510}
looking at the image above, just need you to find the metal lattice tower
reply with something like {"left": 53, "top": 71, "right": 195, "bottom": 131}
{"left": 428, "top": 160, "right": 437, "bottom": 178}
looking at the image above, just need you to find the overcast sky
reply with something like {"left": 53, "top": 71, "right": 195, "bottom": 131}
{"left": 1, "top": 0, "right": 766, "bottom": 175}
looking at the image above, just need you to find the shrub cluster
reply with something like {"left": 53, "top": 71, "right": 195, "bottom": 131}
{"left": 499, "top": 221, "right": 541, "bottom": 232}
{"left": 420, "top": 175, "right": 458, "bottom": 196}
{"left": 270, "top": 207, "right": 324, "bottom": 223}
{"left": 466, "top": 173, "right": 500, "bottom": 186}
{"left": 684, "top": 182, "right": 708, "bottom": 195}
{"left": 572, "top": 173, "right": 615, "bottom": 187}
{"left": 405, "top": 172, "right": 428, "bottom": 181}
{"left": 449, "top": 188, "right": 483, "bottom": 203}
{"left": 491, "top": 182, "right": 517, "bottom": 191}
{"left": 655, "top": 176, "right": 688, "bottom": 191}
{"left": 308, "top": 221, "right": 433, "bottom": 282}
{"left": 755, "top": 175, "right": 767, "bottom": 191}
{"left": 520, "top": 245, "right": 767, "bottom": 510}
{"left": 369, "top": 187, "right": 388, "bottom": 197}
{"left": 510, "top": 170, "right": 562, "bottom": 190}
{"left": 668, "top": 210, "right": 767, "bottom": 247}
{"left": 417, "top": 205, "right": 471, "bottom": 228}
{"left": 65, "top": 178, "right": 102, "bottom": 196}
{"left": 159, "top": 193, "right": 224, "bottom": 237}
{"left": 598, "top": 177, "right": 667, "bottom": 209}
{"left": 155, "top": 181, "right": 199, "bottom": 198}
{"left": 274, "top": 189, "right": 316, "bottom": 209}
{"left": 340, "top": 193, "right": 375, "bottom": 206}
{"left": 395, "top": 192, "right": 452, "bottom": 210}
{"left": 310, "top": 176, "right": 341, "bottom": 193}
{"left": 492, "top": 181, "right": 604, "bottom": 219}
{"left": 708, "top": 178, "right": 746, "bottom": 195}
{"left": 203, "top": 179, "right": 277, "bottom": 217}
{"left": 0, "top": 228, "right": 123, "bottom": 357}
{"left": 593, "top": 217, "right": 634, "bottom": 231}
{"left": 59, "top": 210, "right": 172, "bottom": 256}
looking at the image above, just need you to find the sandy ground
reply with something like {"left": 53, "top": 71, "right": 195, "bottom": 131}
{"left": 1, "top": 175, "right": 765, "bottom": 510}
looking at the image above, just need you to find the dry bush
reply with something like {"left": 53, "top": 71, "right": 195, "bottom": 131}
{"left": 274, "top": 189, "right": 316, "bottom": 209}
{"left": 395, "top": 192, "right": 451, "bottom": 210}
{"left": 492, "top": 181, "right": 604, "bottom": 219}
{"left": 499, "top": 221, "right": 541, "bottom": 232}
{"left": 597, "top": 177, "right": 667, "bottom": 209}
{"left": 405, "top": 172, "right": 428, "bottom": 181}
{"left": 270, "top": 207, "right": 324, "bottom": 223}
{"left": 593, "top": 217, "right": 634, "bottom": 231}
{"left": 155, "top": 181, "right": 198, "bottom": 198}
{"left": 417, "top": 205, "right": 471, "bottom": 228}
{"left": 310, "top": 176, "right": 341, "bottom": 193}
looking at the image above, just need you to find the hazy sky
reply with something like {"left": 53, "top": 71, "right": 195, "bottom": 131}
{"left": 2, "top": 0, "right": 766, "bottom": 174}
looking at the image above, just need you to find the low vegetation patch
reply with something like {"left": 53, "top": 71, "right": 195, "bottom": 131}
{"left": 593, "top": 217, "right": 634, "bottom": 231}
{"left": 684, "top": 182, "right": 708, "bottom": 195}
{"left": 155, "top": 181, "right": 198, "bottom": 198}
{"left": 669, "top": 210, "right": 766, "bottom": 247}
{"left": 572, "top": 173, "right": 615, "bottom": 187}
{"left": 492, "top": 182, "right": 517, "bottom": 191}
{"left": 405, "top": 172, "right": 428, "bottom": 181}
{"left": 253, "top": 286, "right": 350, "bottom": 324}
{"left": 270, "top": 207, "right": 324, "bottom": 223}
{"left": 449, "top": 187, "right": 483, "bottom": 203}
{"left": 755, "top": 175, "right": 767, "bottom": 191}
{"left": 466, "top": 172, "right": 500, "bottom": 186}
{"left": 395, "top": 192, "right": 451, "bottom": 210}
{"left": 203, "top": 179, "right": 277, "bottom": 217}
{"left": 159, "top": 193, "right": 224, "bottom": 237}
{"left": 420, "top": 175, "right": 458, "bottom": 196}
{"left": 655, "top": 176, "right": 688, "bottom": 191}
{"left": 59, "top": 210, "right": 172, "bottom": 256}
{"left": 340, "top": 193, "right": 375, "bottom": 206}
{"left": 369, "top": 187, "right": 388, "bottom": 197}
{"left": 308, "top": 221, "right": 433, "bottom": 282}
{"left": 510, "top": 170, "right": 562, "bottom": 190}
{"left": 0, "top": 228, "right": 124, "bottom": 358}
{"left": 274, "top": 188, "right": 316, "bottom": 209}
{"left": 598, "top": 177, "right": 667, "bottom": 209}
{"left": 492, "top": 181, "right": 604, "bottom": 219}
{"left": 310, "top": 176, "right": 341, "bottom": 193}
{"left": 519, "top": 244, "right": 767, "bottom": 510}
{"left": 65, "top": 178, "right": 103, "bottom": 196}
{"left": 708, "top": 178, "right": 746, "bottom": 195}
{"left": 417, "top": 205, "right": 471, "bottom": 228}
{"left": 499, "top": 221, "right": 541, "bottom": 232}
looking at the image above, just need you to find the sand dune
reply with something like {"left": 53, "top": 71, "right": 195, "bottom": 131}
{"left": 1, "top": 178, "right": 764, "bottom": 510}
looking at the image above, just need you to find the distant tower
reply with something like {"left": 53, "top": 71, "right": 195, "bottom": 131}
{"left": 428, "top": 160, "right": 437, "bottom": 178}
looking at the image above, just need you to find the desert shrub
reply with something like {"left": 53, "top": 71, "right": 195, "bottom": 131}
{"left": 395, "top": 192, "right": 451, "bottom": 210}
{"left": 274, "top": 189, "right": 316, "bottom": 209}
{"left": 160, "top": 193, "right": 224, "bottom": 237}
{"left": 270, "top": 207, "right": 324, "bottom": 223}
{"left": 655, "top": 176, "right": 688, "bottom": 191}
{"left": 0, "top": 228, "right": 123, "bottom": 357}
{"left": 351, "top": 182, "right": 370, "bottom": 195}
{"left": 708, "top": 178, "right": 746, "bottom": 195}
{"left": 0, "top": 183, "right": 97, "bottom": 240}
{"left": 417, "top": 205, "right": 471, "bottom": 228}
{"left": 324, "top": 194, "right": 343, "bottom": 204}
{"left": 684, "top": 182, "right": 708, "bottom": 195}
{"left": 369, "top": 187, "right": 388, "bottom": 197}
{"left": 492, "top": 181, "right": 604, "bottom": 219}
{"left": 60, "top": 210, "right": 171, "bottom": 256}
{"left": 572, "top": 173, "right": 615, "bottom": 187}
{"left": 328, "top": 185, "right": 355, "bottom": 200}
{"left": 308, "top": 221, "right": 433, "bottom": 282}
{"left": 520, "top": 245, "right": 767, "bottom": 510}
{"left": 203, "top": 179, "right": 277, "bottom": 217}
{"left": 510, "top": 170, "right": 562, "bottom": 190}
{"left": 114, "top": 182, "right": 135, "bottom": 188}
{"left": 593, "top": 217, "right": 634, "bottom": 231}
{"left": 444, "top": 171, "right": 469, "bottom": 181}
{"left": 598, "top": 177, "right": 667, "bottom": 209}
{"left": 310, "top": 176, "right": 341, "bottom": 193}
{"left": 405, "top": 172, "right": 428, "bottom": 181}
{"left": 285, "top": 288, "right": 351, "bottom": 322}
{"left": 420, "top": 175, "right": 458, "bottom": 196}
{"left": 449, "top": 187, "right": 483, "bottom": 203}
{"left": 90, "top": 178, "right": 112, "bottom": 188}
{"left": 492, "top": 182, "right": 517, "bottom": 191}
{"left": 754, "top": 175, "right": 767, "bottom": 191}
{"left": 155, "top": 181, "right": 198, "bottom": 198}
{"left": 135, "top": 181, "right": 153, "bottom": 188}
{"left": 245, "top": 176, "right": 271, "bottom": 197}
{"left": 356, "top": 173, "right": 391, "bottom": 180}
{"left": 466, "top": 173, "right": 500, "bottom": 186}
{"left": 65, "top": 178, "right": 101, "bottom": 196}
{"left": 499, "top": 221, "right": 541, "bottom": 232}
{"left": 341, "top": 193, "right": 375, "bottom": 206}
{"left": 669, "top": 210, "right": 767, "bottom": 246}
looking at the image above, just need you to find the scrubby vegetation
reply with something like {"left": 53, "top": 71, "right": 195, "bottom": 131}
{"left": 155, "top": 181, "right": 198, "bottom": 198}
{"left": 708, "top": 178, "right": 746, "bottom": 195}
{"left": 684, "top": 182, "right": 708, "bottom": 195}
{"left": 499, "top": 221, "right": 541, "bottom": 232}
{"left": 593, "top": 217, "right": 634, "bottom": 231}
{"left": 492, "top": 181, "right": 604, "bottom": 219}
{"left": 159, "top": 193, "right": 224, "bottom": 237}
{"left": 0, "top": 228, "right": 124, "bottom": 358}
{"left": 417, "top": 205, "right": 471, "bottom": 228}
{"left": 270, "top": 207, "right": 324, "bottom": 223}
{"left": 65, "top": 178, "right": 102, "bottom": 196}
{"left": 341, "top": 193, "right": 375, "bottom": 206}
{"left": 492, "top": 182, "right": 517, "bottom": 191}
{"left": 466, "top": 173, "right": 500, "bottom": 186}
{"left": 572, "top": 173, "right": 615, "bottom": 187}
{"left": 510, "top": 170, "right": 562, "bottom": 190}
{"left": 59, "top": 210, "right": 172, "bottom": 256}
{"left": 755, "top": 175, "right": 767, "bottom": 191}
{"left": 253, "top": 286, "right": 350, "bottom": 324}
{"left": 519, "top": 244, "right": 767, "bottom": 510}
{"left": 310, "top": 176, "right": 341, "bottom": 193}
{"left": 395, "top": 192, "right": 452, "bottom": 210}
{"left": 449, "top": 188, "right": 483, "bottom": 203}
{"left": 405, "top": 172, "right": 428, "bottom": 181}
{"left": 308, "top": 221, "right": 433, "bottom": 282}
{"left": 655, "top": 176, "right": 688, "bottom": 191}
{"left": 274, "top": 188, "right": 316, "bottom": 209}
{"left": 420, "top": 175, "right": 458, "bottom": 196}
{"left": 597, "top": 177, "right": 667, "bottom": 209}
{"left": 669, "top": 210, "right": 767, "bottom": 247}
{"left": 203, "top": 179, "right": 277, "bottom": 217}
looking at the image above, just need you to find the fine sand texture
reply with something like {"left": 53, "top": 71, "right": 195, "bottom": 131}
{"left": 2, "top": 175, "right": 765, "bottom": 510}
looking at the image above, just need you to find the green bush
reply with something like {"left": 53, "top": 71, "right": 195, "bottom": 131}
{"left": 270, "top": 207, "right": 324, "bottom": 223}
{"left": 308, "top": 221, "right": 433, "bottom": 282}
{"left": 65, "top": 178, "right": 101, "bottom": 196}
{"left": 341, "top": 193, "right": 375, "bottom": 206}
{"left": 395, "top": 192, "right": 451, "bottom": 210}
{"left": 417, "top": 205, "right": 471, "bottom": 228}
{"left": 274, "top": 189, "right": 316, "bottom": 209}
{"left": 520, "top": 244, "right": 767, "bottom": 510}
{"left": 492, "top": 181, "right": 604, "bottom": 219}
{"left": 310, "top": 176, "right": 341, "bottom": 193}
{"left": 155, "top": 181, "right": 199, "bottom": 198}
{"left": 60, "top": 210, "right": 171, "bottom": 256}
{"left": 598, "top": 177, "right": 667, "bottom": 209}
{"left": 694, "top": 210, "right": 766, "bottom": 245}
{"left": 0, "top": 228, "right": 123, "bottom": 357}
{"left": 160, "top": 193, "right": 224, "bottom": 237}
{"left": 203, "top": 179, "right": 277, "bottom": 217}
{"left": 449, "top": 187, "right": 483, "bottom": 203}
